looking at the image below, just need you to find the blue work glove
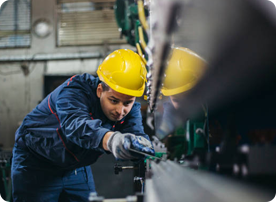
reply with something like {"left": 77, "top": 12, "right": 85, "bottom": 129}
{"left": 107, "top": 131, "right": 155, "bottom": 160}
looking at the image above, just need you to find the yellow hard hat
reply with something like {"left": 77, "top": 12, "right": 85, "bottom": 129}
{"left": 97, "top": 49, "right": 147, "bottom": 97}
{"left": 161, "top": 47, "right": 207, "bottom": 96}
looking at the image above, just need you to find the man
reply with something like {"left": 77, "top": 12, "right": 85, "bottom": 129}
{"left": 11, "top": 49, "right": 155, "bottom": 202}
{"left": 156, "top": 47, "right": 207, "bottom": 137}
{"left": 156, "top": 47, "right": 208, "bottom": 159}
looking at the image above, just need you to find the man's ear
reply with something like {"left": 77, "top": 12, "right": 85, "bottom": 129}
{"left": 97, "top": 83, "right": 103, "bottom": 98}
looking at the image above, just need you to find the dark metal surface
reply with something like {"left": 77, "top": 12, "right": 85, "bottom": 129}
{"left": 145, "top": 160, "right": 274, "bottom": 202}
{"left": 169, "top": 0, "right": 276, "bottom": 124}
{"left": 91, "top": 155, "right": 134, "bottom": 199}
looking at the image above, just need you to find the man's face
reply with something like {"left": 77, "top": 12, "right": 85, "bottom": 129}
{"left": 170, "top": 92, "right": 186, "bottom": 109}
{"left": 97, "top": 84, "right": 136, "bottom": 122}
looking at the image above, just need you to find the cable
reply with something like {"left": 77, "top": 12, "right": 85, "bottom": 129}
{"left": 27, "top": 60, "right": 39, "bottom": 75}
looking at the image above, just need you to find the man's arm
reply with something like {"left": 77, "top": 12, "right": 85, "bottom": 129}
{"left": 102, "top": 103, "right": 155, "bottom": 160}
{"left": 56, "top": 81, "right": 111, "bottom": 150}
{"left": 56, "top": 80, "right": 153, "bottom": 158}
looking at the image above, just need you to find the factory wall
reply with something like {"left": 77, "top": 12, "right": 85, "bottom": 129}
{"left": 0, "top": 63, "right": 44, "bottom": 150}
{"left": 0, "top": 59, "right": 101, "bottom": 150}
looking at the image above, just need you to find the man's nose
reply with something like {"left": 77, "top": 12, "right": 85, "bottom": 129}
{"left": 115, "top": 104, "right": 124, "bottom": 115}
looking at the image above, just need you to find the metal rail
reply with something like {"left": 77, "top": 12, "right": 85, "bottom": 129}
{"left": 146, "top": 0, "right": 182, "bottom": 111}
{"left": 145, "top": 160, "right": 273, "bottom": 202}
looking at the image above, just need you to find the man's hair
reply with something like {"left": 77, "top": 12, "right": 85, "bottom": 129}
{"left": 101, "top": 82, "right": 110, "bottom": 92}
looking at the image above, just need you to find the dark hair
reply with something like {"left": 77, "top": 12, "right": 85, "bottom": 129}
{"left": 101, "top": 82, "right": 110, "bottom": 91}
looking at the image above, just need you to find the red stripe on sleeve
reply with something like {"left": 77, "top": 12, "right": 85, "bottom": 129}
{"left": 48, "top": 95, "right": 60, "bottom": 125}
{"left": 67, "top": 75, "right": 77, "bottom": 86}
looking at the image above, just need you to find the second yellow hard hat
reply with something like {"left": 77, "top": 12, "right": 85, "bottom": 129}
{"left": 162, "top": 47, "right": 207, "bottom": 96}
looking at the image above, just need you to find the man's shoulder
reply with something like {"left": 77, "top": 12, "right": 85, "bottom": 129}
{"left": 132, "top": 102, "right": 141, "bottom": 109}
{"left": 71, "top": 73, "right": 100, "bottom": 88}
{"left": 53, "top": 73, "right": 99, "bottom": 98}
{"left": 126, "top": 102, "right": 142, "bottom": 117}
{"left": 79, "top": 73, "right": 98, "bottom": 82}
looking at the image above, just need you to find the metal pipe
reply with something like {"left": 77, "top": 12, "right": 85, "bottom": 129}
{"left": 121, "top": 166, "right": 135, "bottom": 170}
{"left": 138, "top": 0, "right": 149, "bottom": 31}
{"left": 136, "top": 43, "right": 147, "bottom": 64}
{"left": 0, "top": 52, "right": 101, "bottom": 63}
{"left": 138, "top": 26, "right": 147, "bottom": 51}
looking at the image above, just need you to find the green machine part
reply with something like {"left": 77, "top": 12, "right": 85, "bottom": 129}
{"left": 114, "top": 0, "right": 148, "bottom": 47}
{"left": 186, "top": 120, "right": 207, "bottom": 155}
{"left": 1, "top": 160, "right": 12, "bottom": 201}
{"left": 166, "top": 108, "right": 208, "bottom": 160}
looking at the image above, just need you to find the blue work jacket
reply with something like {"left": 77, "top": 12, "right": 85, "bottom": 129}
{"left": 15, "top": 73, "right": 148, "bottom": 170}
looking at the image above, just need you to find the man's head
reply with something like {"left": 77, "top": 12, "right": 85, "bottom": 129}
{"left": 97, "top": 82, "right": 135, "bottom": 121}
{"left": 96, "top": 49, "right": 147, "bottom": 121}
{"left": 161, "top": 47, "right": 207, "bottom": 109}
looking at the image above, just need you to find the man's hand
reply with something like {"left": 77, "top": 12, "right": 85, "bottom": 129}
{"left": 105, "top": 131, "right": 155, "bottom": 160}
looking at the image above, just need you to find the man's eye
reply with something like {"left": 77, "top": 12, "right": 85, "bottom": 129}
{"left": 110, "top": 99, "right": 118, "bottom": 104}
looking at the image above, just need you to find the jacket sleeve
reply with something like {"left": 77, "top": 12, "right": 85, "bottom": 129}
{"left": 55, "top": 82, "right": 110, "bottom": 149}
{"left": 120, "top": 103, "right": 150, "bottom": 141}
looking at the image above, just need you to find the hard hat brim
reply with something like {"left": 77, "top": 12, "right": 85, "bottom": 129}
{"left": 161, "top": 82, "right": 195, "bottom": 96}
{"left": 97, "top": 70, "right": 145, "bottom": 97}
